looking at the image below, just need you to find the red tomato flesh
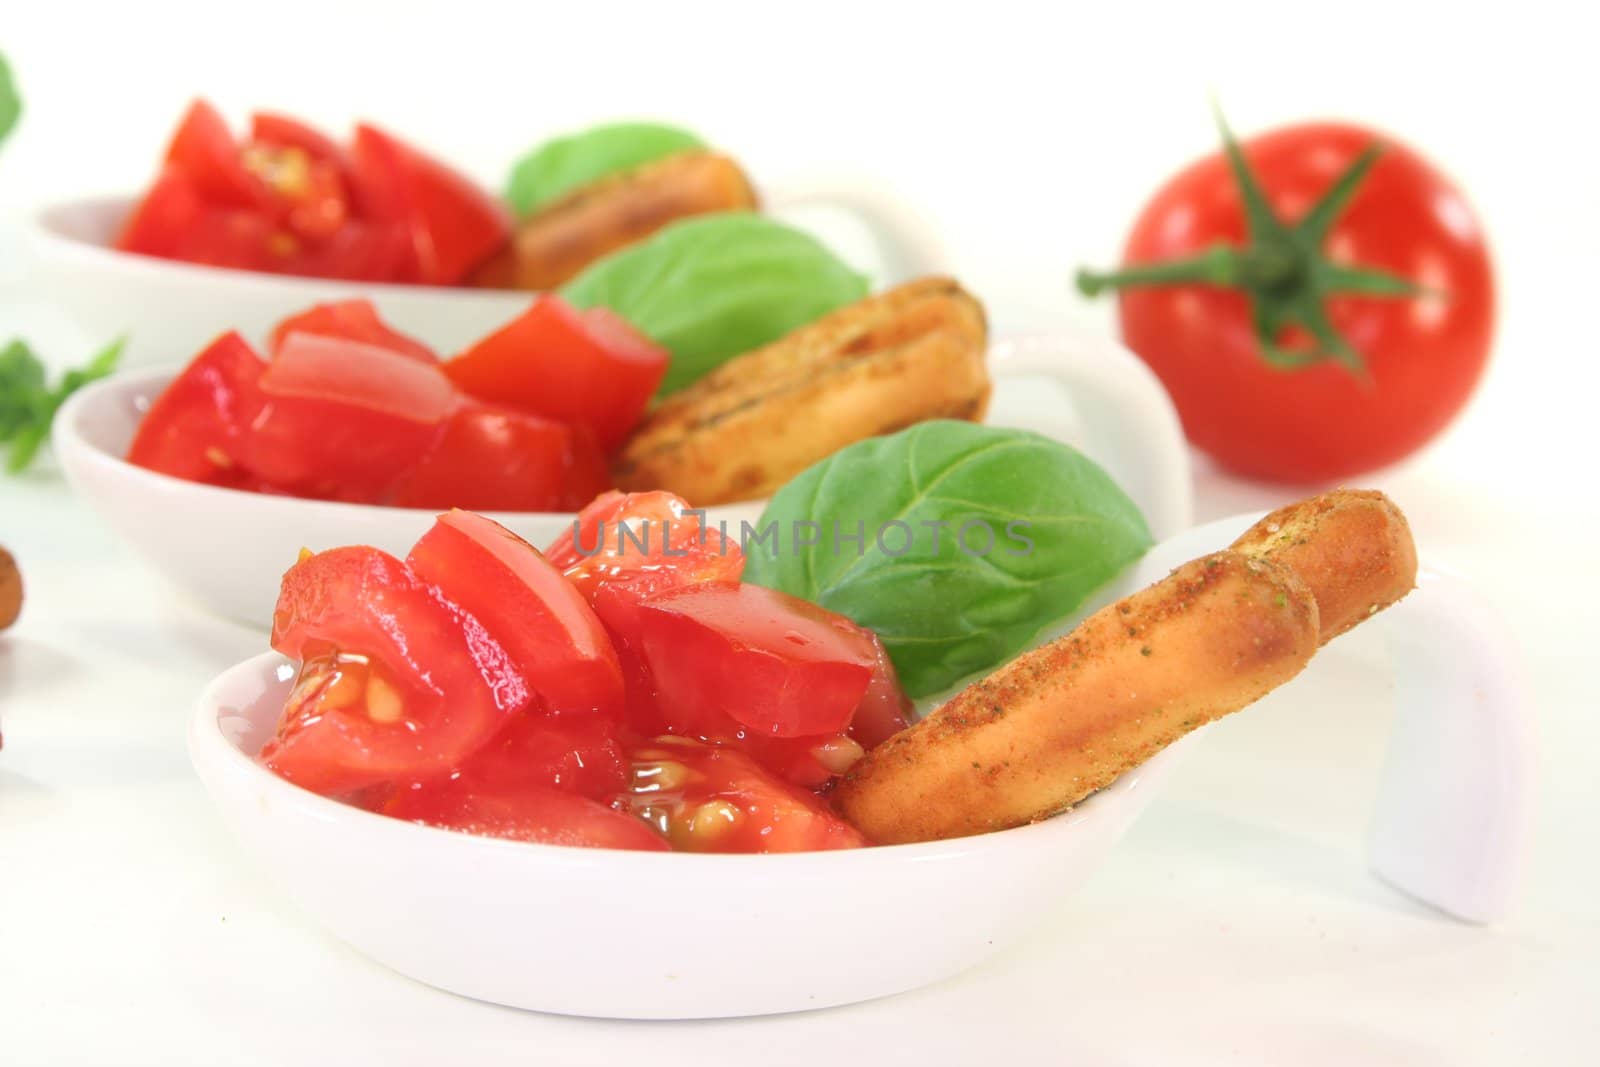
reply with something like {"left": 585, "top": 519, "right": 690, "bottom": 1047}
{"left": 350, "top": 123, "right": 511, "bottom": 286}
{"left": 849, "top": 634, "right": 915, "bottom": 749}
{"left": 379, "top": 779, "right": 668, "bottom": 851}
{"left": 247, "top": 332, "right": 455, "bottom": 500}
{"left": 437, "top": 709, "right": 628, "bottom": 799}
{"left": 621, "top": 738, "right": 865, "bottom": 853}
{"left": 444, "top": 296, "right": 669, "bottom": 451}
{"left": 162, "top": 99, "right": 267, "bottom": 209}
{"left": 263, "top": 545, "right": 531, "bottom": 796}
{"left": 249, "top": 112, "right": 345, "bottom": 167}
{"left": 546, "top": 490, "right": 745, "bottom": 616}
{"left": 636, "top": 583, "right": 876, "bottom": 739}
{"left": 267, "top": 300, "right": 437, "bottom": 363}
{"left": 126, "top": 331, "right": 265, "bottom": 485}
{"left": 386, "top": 405, "right": 609, "bottom": 512}
{"left": 405, "top": 511, "right": 624, "bottom": 719}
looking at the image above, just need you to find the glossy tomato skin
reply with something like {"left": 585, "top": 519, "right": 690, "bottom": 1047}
{"left": 263, "top": 545, "right": 532, "bottom": 796}
{"left": 386, "top": 405, "right": 610, "bottom": 512}
{"left": 115, "top": 169, "right": 289, "bottom": 273}
{"left": 621, "top": 737, "right": 866, "bottom": 853}
{"left": 378, "top": 779, "right": 668, "bottom": 851}
{"left": 444, "top": 296, "right": 669, "bottom": 452}
{"left": 546, "top": 491, "right": 746, "bottom": 611}
{"left": 405, "top": 511, "right": 624, "bottom": 719}
{"left": 125, "top": 331, "right": 266, "bottom": 485}
{"left": 636, "top": 583, "right": 876, "bottom": 739}
{"left": 247, "top": 333, "right": 456, "bottom": 501}
{"left": 436, "top": 709, "right": 628, "bottom": 799}
{"left": 1117, "top": 122, "right": 1495, "bottom": 483}
{"left": 848, "top": 634, "right": 914, "bottom": 749}
{"left": 249, "top": 112, "right": 345, "bottom": 168}
{"left": 350, "top": 123, "right": 511, "bottom": 286}
{"left": 120, "top": 103, "right": 502, "bottom": 285}
{"left": 268, "top": 299, "right": 438, "bottom": 363}
{"left": 162, "top": 99, "right": 268, "bottom": 209}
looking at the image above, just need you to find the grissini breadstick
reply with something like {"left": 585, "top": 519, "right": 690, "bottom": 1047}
{"left": 472, "top": 151, "right": 758, "bottom": 291}
{"left": 614, "top": 277, "right": 990, "bottom": 504}
{"left": 835, "top": 551, "right": 1320, "bottom": 844}
{"left": 1230, "top": 489, "right": 1417, "bottom": 645}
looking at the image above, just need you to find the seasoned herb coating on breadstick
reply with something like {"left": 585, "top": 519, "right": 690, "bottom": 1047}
{"left": 835, "top": 551, "right": 1319, "bottom": 844}
{"left": 1230, "top": 489, "right": 1417, "bottom": 644}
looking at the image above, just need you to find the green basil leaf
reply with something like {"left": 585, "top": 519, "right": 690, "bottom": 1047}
{"left": 1, "top": 335, "right": 125, "bottom": 473}
{"left": 561, "top": 213, "right": 868, "bottom": 394}
{"left": 505, "top": 121, "right": 705, "bottom": 217}
{"left": 0, "top": 52, "right": 21, "bottom": 148}
{"left": 742, "top": 421, "right": 1153, "bottom": 699}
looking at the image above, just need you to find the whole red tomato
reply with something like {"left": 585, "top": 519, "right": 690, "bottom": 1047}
{"left": 1079, "top": 119, "right": 1495, "bottom": 484}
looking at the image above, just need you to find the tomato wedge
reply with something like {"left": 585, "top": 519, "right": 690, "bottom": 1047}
{"left": 620, "top": 738, "right": 865, "bottom": 853}
{"left": 444, "top": 296, "right": 669, "bottom": 451}
{"left": 263, "top": 545, "right": 531, "bottom": 796}
{"left": 377, "top": 779, "right": 667, "bottom": 850}
{"left": 162, "top": 99, "right": 267, "bottom": 209}
{"left": 247, "top": 332, "right": 455, "bottom": 500}
{"left": 126, "top": 331, "right": 265, "bottom": 485}
{"left": 637, "top": 583, "right": 876, "bottom": 739}
{"left": 406, "top": 511, "right": 624, "bottom": 718}
{"left": 293, "top": 220, "right": 414, "bottom": 282}
{"left": 386, "top": 405, "right": 609, "bottom": 512}
{"left": 249, "top": 112, "right": 345, "bottom": 168}
{"left": 438, "top": 709, "right": 627, "bottom": 799}
{"left": 115, "top": 169, "right": 289, "bottom": 272}
{"left": 849, "top": 634, "right": 914, "bottom": 749}
{"left": 350, "top": 123, "right": 511, "bottom": 286}
{"left": 546, "top": 490, "right": 744, "bottom": 618}
{"left": 267, "top": 300, "right": 437, "bottom": 363}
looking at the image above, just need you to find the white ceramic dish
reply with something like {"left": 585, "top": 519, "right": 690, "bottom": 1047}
{"left": 189, "top": 514, "right": 1531, "bottom": 1019}
{"left": 55, "top": 331, "right": 1194, "bottom": 628}
{"left": 28, "top": 181, "right": 947, "bottom": 369}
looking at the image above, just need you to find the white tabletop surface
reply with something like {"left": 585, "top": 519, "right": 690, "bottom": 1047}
{"left": 2, "top": 3, "right": 1596, "bottom": 1063}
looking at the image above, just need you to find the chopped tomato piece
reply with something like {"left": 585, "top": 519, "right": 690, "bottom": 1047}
{"left": 546, "top": 491, "right": 744, "bottom": 729}
{"left": 293, "top": 220, "right": 414, "bottom": 282}
{"left": 162, "top": 99, "right": 266, "bottom": 209}
{"left": 377, "top": 779, "right": 668, "bottom": 850}
{"left": 636, "top": 583, "right": 876, "bottom": 739}
{"left": 620, "top": 738, "right": 865, "bottom": 853}
{"left": 546, "top": 490, "right": 744, "bottom": 628}
{"left": 267, "top": 300, "right": 437, "bottom": 363}
{"left": 126, "top": 331, "right": 265, "bottom": 485}
{"left": 115, "top": 171, "right": 290, "bottom": 273}
{"left": 444, "top": 296, "right": 669, "bottom": 451}
{"left": 406, "top": 511, "right": 624, "bottom": 718}
{"left": 440, "top": 710, "right": 627, "bottom": 799}
{"left": 249, "top": 112, "right": 345, "bottom": 167}
{"left": 849, "top": 633, "right": 914, "bottom": 749}
{"left": 115, "top": 168, "right": 206, "bottom": 259}
{"left": 350, "top": 123, "right": 511, "bottom": 286}
{"left": 247, "top": 333, "right": 455, "bottom": 500}
{"left": 241, "top": 141, "right": 350, "bottom": 241}
{"left": 263, "top": 546, "right": 531, "bottom": 795}
{"left": 386, "top": 406, "right": 609, "bottom": 512}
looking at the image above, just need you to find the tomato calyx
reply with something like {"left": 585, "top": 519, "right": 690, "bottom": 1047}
{"left": 1076, "top": 110, "right": 1427, "bottom": 375}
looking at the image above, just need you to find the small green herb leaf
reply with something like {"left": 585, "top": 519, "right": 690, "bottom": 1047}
{"left": 743, "top": 421, "right": 1152, "bottom": 698}
{"left": 561, "top": 214, "right": 867, "bottom": 393}
{"left": 0, "top": 52, "right": 20, "bottom": 149}
{"left": 505, "top": 121, "right": 706, "bottom": 218}
{"left": 0, "top": 336, "right": 125, "bottom": 472}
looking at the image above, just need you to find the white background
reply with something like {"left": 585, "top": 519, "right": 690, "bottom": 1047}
{"left": 2, "top": 2, "right": 1597, "bottom": 1064}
